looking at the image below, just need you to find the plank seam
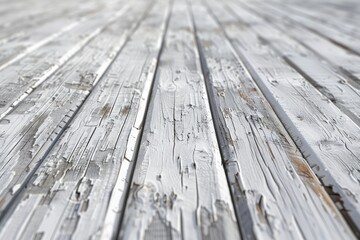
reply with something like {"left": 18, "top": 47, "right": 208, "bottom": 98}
{"left": 100, "top": 1, "right": 173, "bottom": 239}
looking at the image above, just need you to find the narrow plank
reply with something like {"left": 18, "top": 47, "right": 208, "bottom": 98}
{"left": 119, "top": 1, "right": 240, "bottom": 239}
{"left": 0, "top": 0, "right": 105, "bottom": 71}
{"left": 221, "top": 2, "right": 360, "bottom": 130}
{"left": 208, "top": 0, "right": 360, "bottom": 235}
{"left": 0, "top": 0, "right": 76, "bottom": 32}
{"left": 0, "top": 0, "right": 95, "bottom": 43}
{"left": 239, "top": 1, "right": 360, "bottom": 86}
{"left": 271, "top": 0, "right": 360, "bottom": 26}
{"left": 191, "top": 2, "right": 355, "bottom": 239}
{"left": 284, "top": 0, "right": 360, "bottom": 27}
{"left": 259, "top": 1, "right": 360, "bottom": 56}
{"left": 0, "top": 0, "right": 152, "bottom": 227}
{"left": 274, "top": 3, "right": 360, "bottom": 40}
{"left": 0, "top": 1, "right": 169, "bottom": 239}
{"left": 0, "top": 1, "right": 131, "bottom": 120}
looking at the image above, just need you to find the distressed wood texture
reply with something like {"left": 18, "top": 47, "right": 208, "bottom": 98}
{"left": 0, "top": 0, "right": 152, "bottom": 227}
{"left": 221, "top": 2, "right": 360, "bottom": 126}
{"left": 0, "top": 1, "right": 169, "bottom": 239}
{"left": 191, "top": 1, "right": 355, "bottom": 239}
{"left": 259, "top": 2, "right": 360, "bottom": 56}
{"left": 240, "top": 1, "right": 360, "bottom": 87}
{"left": 120, "top": 1, "right": 240, "bottom": 239}
{"left": 0, "top": 1, "right": 107, "bottom": 71}
{"left": 267, "top": 2, "right": 360, "bottom": 44}
{"left": 0, "top": 1, "right": 131, "bottom": 119}
{"left": 0, "top": 0, "right": 360, "bottom": 239}
{"left": 208, "top": 0, "right": 360, "bottom": 235}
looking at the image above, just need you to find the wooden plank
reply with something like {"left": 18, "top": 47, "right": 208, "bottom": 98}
{"left": 119, "top": 1, "right": 241, "bottom": 239}
{"left": 289, "top": 0, "right": 360, "bottom": 26}
{"left": 207, "top": 0, "right": 360, "bottom": 236}
{"left": 0, "top": 0, "right": 105, "bottom": 70}
{"left": 0, "top": 0, "right": 96, "bottom": 43}
{"left": 0, "top": 0, "right": 77, "bottom": 30}
{"left": 270, "top": 0, "right": 360, "bottom": 27}
{"left": 238, "top": 1, "right": 360, "bottom": 86}
{"left": 220, "top": 2, "right": 360, "bottom": 131}
{"left": 257, "top": 1, "right": 360, "bottom": 56}
{"left": 191, "top": 2, "right": 355, "bottom": 239}
{"left": 0, "top": 0, "right": 152, "bottom": 230}
{"left": 0, "top": 1, "right": 131, "bottom": 120}
{"left": 0, "top": 1, "right": 169, "bottom": 239}
{"left": 272, "top": 3, "right": 360, "bottom": 41}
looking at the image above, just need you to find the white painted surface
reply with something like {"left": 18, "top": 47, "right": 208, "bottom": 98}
{"left": 0, "top": 0, "right": 359, "bottom": 239}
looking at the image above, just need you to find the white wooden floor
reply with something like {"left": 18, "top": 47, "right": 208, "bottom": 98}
{"left": 0, "top": 0, "right": 359, "bottom": 239}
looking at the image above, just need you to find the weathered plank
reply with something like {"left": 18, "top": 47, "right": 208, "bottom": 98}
{"left": 0, "top": 0, "right": 105, "bottom": 71}
{"left": 0, "top": 1, "right": 131, "bottom": 120}
{"left": 0, "top": 0, "right": 97, "bottom": 44}
{"left": 221, "top": 2, "right": 360, "bottom": 131}
{"left": 208, "top": 0, "right": 360, "bottom": 235}
{"left": 0, "top": 1, "right": 169, "bottom": 239}
{"left": 0, "top": 0, "right": 152, "bottom": 229}
{"left": 0, "top": 0, "right": 85, "bottom": 29}
{"left": 273, "top": 2, "right": 360, "bottom": 41}
{"left": 257, "top": 1, "right": 360, "bottom": 56}
{"left": 239, "top": 1, "right": 360, "bottom": 87}
{"left": 281, "top": 0, "right": 360, "bottom": 27}
{"left": 119, "top": 1, "right": 240, "bottom": 239}
{"left": 191, "top": 1, "right": 355, "bottom": 239}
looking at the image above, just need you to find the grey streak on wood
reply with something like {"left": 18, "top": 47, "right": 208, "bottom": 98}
{"left": 119, "top": 1, "right": 240, "bottom": 239}
{"left": 192, "top": 1, "right": 355, "bottom": 239}
{"left": 223, "top": 1, "right": 360, "bottom": 133}
{"left": 0, "top": 1, "right": 132, "bottom": 120}
{"left": 0, "top": 0, "right": 170, "bottom": 239}
{"left": 210, "top": 0, "right": 360, "bottom": 235}
{"left": 0, "top": 0, "right": 107, "bottom": 71}
{"left": 0, "top": 0, "right": 360, "bottom": 239}
{"left": 241, "top": 1, "right": 360, "bottom": 89}
{"left": 0, "top": 1, "right": 154, "bottom": 237}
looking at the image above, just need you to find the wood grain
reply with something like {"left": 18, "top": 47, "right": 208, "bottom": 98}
{"left": 192, "top": 1, "right": 355, "bottom": 239}
{"left": 120, "top": 1, "right": 240, "bottom": 239}
{"left": 0, "top": 0, "right": 359, "bottom": 238}
{"left": 208, "top": 0, "right": 360, "bottom": 235}
{"left": 0, "top": 1, "right": 153, "bottom": 234}
{"left": 0, "top": 1, "right": 170, "bottom": 239}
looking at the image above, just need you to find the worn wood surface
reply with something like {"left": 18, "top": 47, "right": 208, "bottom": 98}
{"left": 120, "top": 1, "right": 240, "bottom": 239}
{"left": 214, "top": 0, "right": 360, "bottom": 235}
{"left": 0, "top": 0, "right": 151, "bottom": 228}
{"left": 222, "top": 2, "right": 360, "bottom": 125}
{"left": 0, "top": 0, "right": 359, "bottom": 239}
{"left": 192, "top": 1, "right": 354, "bottom": 239}
{"left": 0, "top": 1, "right": 169, "bottom": 239}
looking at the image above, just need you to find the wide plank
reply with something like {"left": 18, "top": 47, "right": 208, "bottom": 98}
{"left": 0, "top": 0, "right": 152, "bottom": 227}
{"left": 258, "top": 1, "right": 360, "bottom": 56}
{"left": 281, "top": 0, "right": 360, "bottom": 27}
{"left": 0, "top": 1, "right": 131, "bottom": 120}
{"left": 0, "top": 1, "right": 168, "bottom": 239}
{"left": 0, "top": 0, "right": 104, "bottom": 71}
{"left": 222, "top": 2, "right": 360, "bottom": 131}
{"left": 208, "top": 0, "right": 360, "bottom": 235}
{"left": 0, "top": 0, "right": 86, "bottom": 34}
{"left": 272, "top": 2, "right": 360, "bottom": 41}
{"left": 119, "top": 1, "right": 240, "bottom": 239}
{"left": 0, "top": 0, "right": 99, "bottom": 46}
{"left": 239, "top": 0, "right": 360, "bottom": 86}
{"left": 191, "top": 1, "right": 355, "bottom": 239}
